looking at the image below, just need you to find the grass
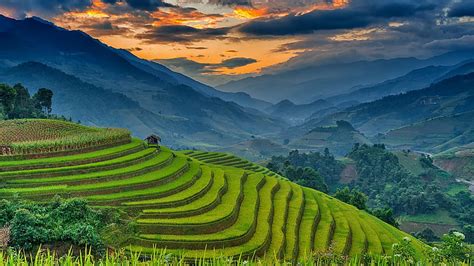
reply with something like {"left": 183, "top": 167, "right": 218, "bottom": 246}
{"left": 0, "top": 153, "right": 185, "bottom": 195}
{"left": 187, "top": 178, "right": 279, "bottom": 257}
{"left": 0, "top": 147, "right": 157, "bottom": 178}
{"left": 140, "top": 169, "right": 228, "bottom": 216}
{"left": 355, "top": 212, "right": 383, "bottom": 254}
{"left": 446, "top": 183, "right": 469, "bottom": 196}
{"left": 267, "top": 181, "right": 292, "bottom": 257}
{"left": 340, "top": 205, "right": 367, "bottom": 256}
{"left": 4, "top": 149, "right": 171, "bottom": 185}
{"left": 297, "top": 189, "right": 319, "bottom": 259}
{"left": 86, "top": 161, "right": 201, "bottom": 201}
{"left": 184, "top": 151, "right": 283, "bottom": 179}
{"left": 359, "top": 211, "right": 398, "bottom": 254}
{"left": 0, "top": 247, "right": 471, "bottom": 265}
{"left": 123, "top": 165, "right": 213, "bottom": 206}
{"left": 0, "top": 138, "right": 144, "bottom": 168}
{"left": 401, "top": 210, "right": 458, "bottom": 225}
{"left": 138, "top": 172, "right": 260, "bottom": 227}
{"left": 326, "top": 198, "right": 351, "bottom": 254}
{"left": 313, "top": 192, "right": 335, "bottom": 252}
{"left": 284, "top": 184, "right": 304, "bottom": 259}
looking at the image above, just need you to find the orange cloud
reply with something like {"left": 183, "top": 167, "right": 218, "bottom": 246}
{"left": 233, "top": 7, "right": 269, "bottom": 19}
{"left": 302, "top": 0, "right": 350, "bottom": 14}
{"left": 150, "top": 8, "right": 224, "bottom": 28}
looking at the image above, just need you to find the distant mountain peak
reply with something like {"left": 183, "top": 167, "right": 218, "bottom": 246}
{"left": 275, "top": 99, "right": 295, "bottom": 107}
{"left": 29, "top": 16, "right": 55, "bottom": 26}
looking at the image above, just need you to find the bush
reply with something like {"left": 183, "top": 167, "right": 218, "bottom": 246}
{"left": 440, "top": 232, "right": 471, "bottom": 262}
{"left": 0, "top": 197, "right": 114, "bottom": 252}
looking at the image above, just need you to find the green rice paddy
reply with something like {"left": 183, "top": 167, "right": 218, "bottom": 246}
{"left": 0, "top": 121, "right": 427, "bottom": 260}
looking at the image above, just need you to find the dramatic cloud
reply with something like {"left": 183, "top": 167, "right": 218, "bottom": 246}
{"left": 448, "top": 1, "right": 474, "bottom": 17}
{"left": 424, "top": 35, "right": 474, "bottom": 51}
{"left": 85, "top": 20, "right": 130, "bottom": 36}
{"left": 0, "top": 0, "right": 93, "bottom": 18}
{"left": 208, "top": 0, "right": 252, "bottom": 6}
{"left": 3, "top": 0, "right": 473, "bottom": 84}
{"left": 219, "top": 57, "right": 257, "bottom": 68}
{"left": 157, "top": 56, "right": 257, "bottom": 73}
{"left": 239, "top": 0, "right": 438, "bottom": 36}
{"left": 125, "top": 0, "right": 174, "bottom": 11}
{"left": 136, "top": 24, "right": 230, "bottom": 44}
{"left": 239, "top": 9, "right": 371, "bottom": 36}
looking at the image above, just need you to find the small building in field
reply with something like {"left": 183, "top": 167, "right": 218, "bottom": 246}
{"left": 0, "top": 146, "right": 12, "bottom": 156}
{"left": 145, "top": 134, "right": 161, "bottom": 146}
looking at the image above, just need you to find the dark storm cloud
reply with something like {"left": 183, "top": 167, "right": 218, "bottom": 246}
{"left": 239, "top": 9, "right": 372, "bottom": 36}
{"left": 207, "top": 0, "right": 252, "bottom": 6}
{"left": 125, "top": 0, "right": 174, "bottom": 11}
{"left": 98, "top": 0, "right": 175, "bottom": 10}
{"left": 136, "top": 25, "right": 230, "bottom": 44}
{"left": 448, "top": 1, "right": 474, "bottom": 17}
{"left": 156, "top": 56, "right": 257, "bottom": 74}
{"left": 219, "top": 57, "right": 257, "bottom": 68}
{"left": 239, "top": 0, "right": 440, "bottom": 36}
{"left": 85, "top": 20, "right": 130, "bottom": 36}
{"left": 156, "top": 57, "right": 217, "bottom": 74}
{"left": 0, "top": 0, "right": 93, "bottom": 18}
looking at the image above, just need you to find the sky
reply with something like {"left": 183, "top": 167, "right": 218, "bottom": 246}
{"left": 0, "top": 0, "right": 473, "bottom": 86}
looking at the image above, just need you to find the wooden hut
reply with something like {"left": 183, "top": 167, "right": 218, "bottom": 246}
{"left": 145, "top": 135, "right": 161, "bottom": 146}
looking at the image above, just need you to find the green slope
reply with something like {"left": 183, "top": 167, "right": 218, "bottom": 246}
{"left": 0, "top": 120, "right": 427, "bottom": 259}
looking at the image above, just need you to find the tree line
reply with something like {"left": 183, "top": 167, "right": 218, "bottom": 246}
{"left": 267, "top": 144, "right": 473, "bottom": 243}
{"left": 0, "top": 83, "right": 53, "bottom": 120}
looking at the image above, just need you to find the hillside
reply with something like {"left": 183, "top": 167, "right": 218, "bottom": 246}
{"left": 287, "top": 121, "right": 372, "bottom": 157}
{"left": 218, "top": 52, "right": 474, "bottom": 104}
{"left": 326, "top": 65, "right": 453, "bottom": 106}
{"left": 0, "top": 15, "right": 283, "bottom": 149}
{"left": 435, "top": 144, "right": 474, "bottom": 183}
{"left": 216, "top": 138, "right": 289, "bottom": 162}
{"left": 377, "top": 111, "right": 474, "bottom": 153}
{"left": 265, "top": 99, "right": 333, "bottom": 125}
{"left": 0, "top": 120, "right": 425, "bottom": 259}
{"left": 299, "top": 71, "right": 474, "bottom": 136}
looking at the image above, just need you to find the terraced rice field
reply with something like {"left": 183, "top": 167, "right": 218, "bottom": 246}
{"left": 0, "top": 123, "right": 426, "bottom": 260}
{"left": 0, "top": 119, "right": 130, "bottom": 156}
{"left": 184, "top": 151, "right": 284, "bottom": 179}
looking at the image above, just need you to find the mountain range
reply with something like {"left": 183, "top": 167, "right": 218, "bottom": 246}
{"left": 0, "top": 15, "right": 282, "bottom": 149}
{"left": 218, "top": 52, "right": 474, "bottom": 104}
{"left": 2, "top": 14, "right": 474, "bottom": 157}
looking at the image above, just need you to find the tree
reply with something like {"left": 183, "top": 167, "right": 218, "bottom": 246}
{"left": 11, "top": 84, "right": 34, "bottom": 119}
{"left": 334, "top": 187, "right": 368, "bottom": 210}
{"left": 334, "top": 187, "right": 352, "bottom": 204}
{"left": 463, "top": 225, "right": 473, "bottom": 244}
{"left": 414, "top": 227, "right": 439, "bottom": 242}
{"left": 295, "top": 167, "right": 328, "bottom": 193}
{"left": 371, "top": 207, "right": 399, "bottom": 227}
{"left": 33, "top": 88, "right": 53, "bottom": 114}
{"left": 350, "top": 190, "right": 368, "bottom": 210}
{"left": 0, "top": 84, "right": 53, "bottom": 120}
{"left": 0, "top": 84, "right": 17, "bottom": 117}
